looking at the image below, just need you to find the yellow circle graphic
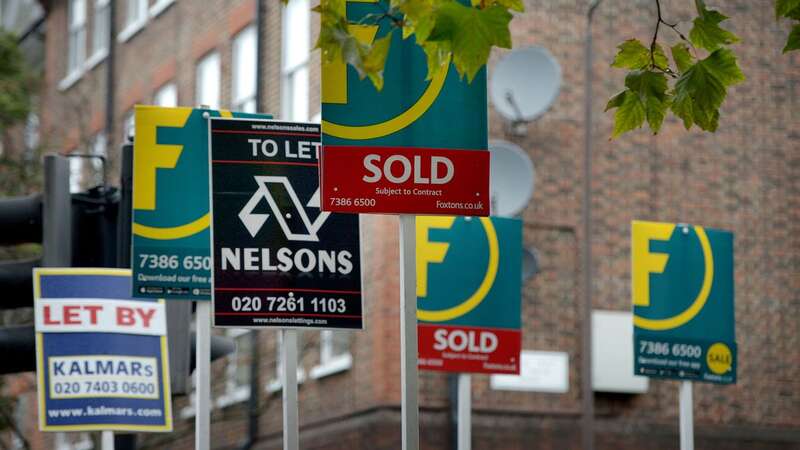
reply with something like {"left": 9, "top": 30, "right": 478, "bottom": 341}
{"left": 417, "top": 218, "right": 499, "bottom": 322}
{"left": 706, "top": 342, "right": 733, "bottom": 374}
{"left": 322, "top": 63, "right": 450, "bottom": 140}
{"left": 132, "top": 213, "right": 210, "bottom": 240}
{"left": 634, "top": 226, "right": 714, "bottom": 331}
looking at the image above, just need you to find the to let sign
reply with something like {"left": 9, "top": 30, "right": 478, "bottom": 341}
{"left": 417, "top": 216, "right": 522, "bottom": 374}
{"left": 632, "top": 220, "right": 736, "bottom": 384}
{"left": 320, "top": 0, "right": 489, "bottom": 216}
{"left": 34, "top": 268, "right": 172, "bottom": 432}
{"left": 209, "top": 118, "right": 363, "bottom": 329}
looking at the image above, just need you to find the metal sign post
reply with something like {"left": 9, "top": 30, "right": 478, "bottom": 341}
{"left": 399, "top": 215, "right": 419, "bottom": 450}
{"left": 101, "top": 431, "right": 114, "bottom": 450}
{"left": 195, "top": 301, "right": 211, "bottom": 450}
{"left": 281, "top": 330, "right": 300, "bottom": 450}
{"left": 679, "top": 381, "right": 694, "bottom": 450}
{"left": 457, "top": 374, "right": 471, "bottom": 450}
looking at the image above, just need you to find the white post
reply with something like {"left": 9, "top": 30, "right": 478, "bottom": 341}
{"left": 281, "top": 329, "right": 299, "bottom": 450}
{"left": 101, "top": 431, "right": 114, "bottom": 450}
{"left": 457, "top": 374, "right": 471, "bottom": 450}
{"left": 195, "top": 301, "right": 211, "bottom": 450}
{"left": 679, "top": 381, "right": 694, "bottom": 450}
{"left": 399, "top": 215, "right": 419, "bottom": 450}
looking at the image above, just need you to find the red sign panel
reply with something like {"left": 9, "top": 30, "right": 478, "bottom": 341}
{"left": 320, "top": 145, "right": 489, "bottom": 216}
{"left": 418, "top": 323, "right": 521, "bottom": 374}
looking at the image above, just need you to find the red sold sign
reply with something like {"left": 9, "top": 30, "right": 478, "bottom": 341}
{"left": 418, "top": 324, "right": 521, "bottom": 374}
{"left": 320, "top": 146, "right": 489, "bottom": 215}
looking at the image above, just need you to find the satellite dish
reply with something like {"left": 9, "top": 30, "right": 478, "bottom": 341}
{"left": 489, "top": 140, "right": 535, "bottom": 217}
{"left": 490, "top": 47, "right": 562, "bottom": 123}
{"left": 522, "top": 247, "right": 540, "bottom": 281}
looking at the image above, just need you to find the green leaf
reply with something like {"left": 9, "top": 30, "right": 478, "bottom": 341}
{"left": 670, "top": 48, "right": 744, "bottom": 131}
{"left": 494, "top": 0, "right": 525, "bottom": 13}
{"left": 607, "top": 91, "right": 645, "bottom": 138}
{"left": 783, "top": 24, "right": 800, "bottom": 52}
{"left": 611, "top": 39, "right": 650, "bottom": 69}
{"left": 605, "top": 70, "right": 670, "bottom": 137}
{"left": 362, "top": 32, "right": 393, "bottom": 90}
{"left": 611, "top": 39, "right": 668, "bottom": 70}
{"left": 776, "top": 0, "right": 800, "bottom": 18}
{"left": 625, "top": 70, "right": 670, "bottom": 133}
{"left": 428, "top": 3, "right": 512, "bottom": 81}
{"left": 689, "top": 3, "right": 740, "bottom": 51}
{"left": 671, "top": 43, "right": 694, "bottom": 73}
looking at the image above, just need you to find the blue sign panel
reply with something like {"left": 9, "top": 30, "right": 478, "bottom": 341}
{"left": 34, "top": 268, "right": 172, "bottom": 432}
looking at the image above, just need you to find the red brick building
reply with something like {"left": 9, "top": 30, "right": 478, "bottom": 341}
{"left": 3, "top": 0, "right": 799, "bottom": 449}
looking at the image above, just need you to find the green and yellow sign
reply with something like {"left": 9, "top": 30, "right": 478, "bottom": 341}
{"left": 132, "top": 106, "right": 270, "bottom": 300}
{"left": 632, "top": 220, "right": 736, "bottom": 384}
{"left": 319, "top": 0, "right": 490, "bottom": 216}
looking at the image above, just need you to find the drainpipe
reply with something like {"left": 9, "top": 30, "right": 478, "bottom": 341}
{"left": 581, "top": 1, "right": 602, "bottom": 450}
{"left": 104, "top": 0, "right": 116, "bottom": 143}
{"left": 240, "top": 2, "right": 266, "bottom": 449}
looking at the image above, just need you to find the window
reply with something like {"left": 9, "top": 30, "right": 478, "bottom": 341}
{"left": 67, "top": 0, "right": 87, "bottom": 77}
{"left": 69, "top": 156, "right": 85, "bottom": 193}
{"left": 154, "top": 82, "right": 178, "bottom": 107}
{"left": 232, "top": 25, "right": 257, "bottom": 113}
{"left": 55, "top": 432, "right": 94, "bottom": 450}
{"left": 119, "top": 0, "right": 147, "bottom": 42}
{"left": 24, "top": 112, "right": 39, "bottom": 154}
{"left": 91, "top": 132, "right": 107, "bottom": 178}
{"left": 89, "top": 0, "right": 110, "bottom": 65}
{"left": 267, "top": 332, "right": 305, "bottom": 392}
{"left": 179, "top": 371, "right": 197, "bottom": 419}
{"left": 123, "top": 110, "right": 135, "bottom": 142}
{"left": 217, "top": 329, "right": 251, "bottom": 407}
{"left": 196, "top": 52, "right": 220, "bottom": 110}
{"left": 310, "top": 331, "right": 352, "bottom": 379}
{"left": 281, "top": 0, "right": 309, "bottom": 121}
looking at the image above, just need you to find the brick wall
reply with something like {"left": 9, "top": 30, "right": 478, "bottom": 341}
{"left": 8, "top": 0, "right": 799, "bottom": 449}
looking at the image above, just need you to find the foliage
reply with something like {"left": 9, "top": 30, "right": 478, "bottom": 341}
{"left": 294, "top": 0, "right": 517, "bottom": 89}
{"left": 285, "top": 0, "right": 795, "bottom": 139}
{"left": 0, "top": 31, "right": 33, "bottom": 132}
{"left": 605, "top": 0, "right": 745, "bottom": 138}
{"left": 776, "top": 0, "right": 800, "bottom": 52}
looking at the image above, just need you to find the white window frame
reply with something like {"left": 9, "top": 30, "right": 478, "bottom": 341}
{"left": 55, "top": 432, "right": 93, "bottom": 450}
{"left": 195, "top": 51, "right": 221, "bottom": 110}
{"left": 24, "top": 112, "right": 39, "bottom": 153}
{"left": 123, "top": 110, "right": 135, "bottom": 142}
{"left": 178, "top": 371, "right": 197, "bottom": 419}
{"left": 216, "top": 329, "right": 252, "bottom": 408}
{"left": 149, "top": 0, "right": 175, "bottom": 18}
{"left": 280, "top": 0, "right": 310, "bottom": 121}
{"left": 117, "top": 0, "right": 174, "bottom": 43}
{"left": 61, "top": 0, "right": 87, "bottom": 90}
{"left": 117, "top": 0, "right": 147, "bottom": 42}
{"left": 154, "top": 82, "right": 178, "bottom": 107}
{"left": 232, "top": 25, "right": 257, "bottom": 113}
{"left": 69, "top": 156, "right": 85, "bottom": 193}
{"left": 266, "top": 332, "right": 305, "bottom": 393}
{"left": 87, "top": 0, "right": 110, "bottom": 69}
{"left": 310, "top": 330, "right": 353, "bottom": 379}
{"left": 90, "top": 132, "right": 107, "bottom": 176}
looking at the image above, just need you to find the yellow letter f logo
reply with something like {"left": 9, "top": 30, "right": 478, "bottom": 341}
{"left": 631, "top": 221, "right": 675, "bottom": 306}
{"left": 416, "top": 217, "right": 456, "bottom": 298}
